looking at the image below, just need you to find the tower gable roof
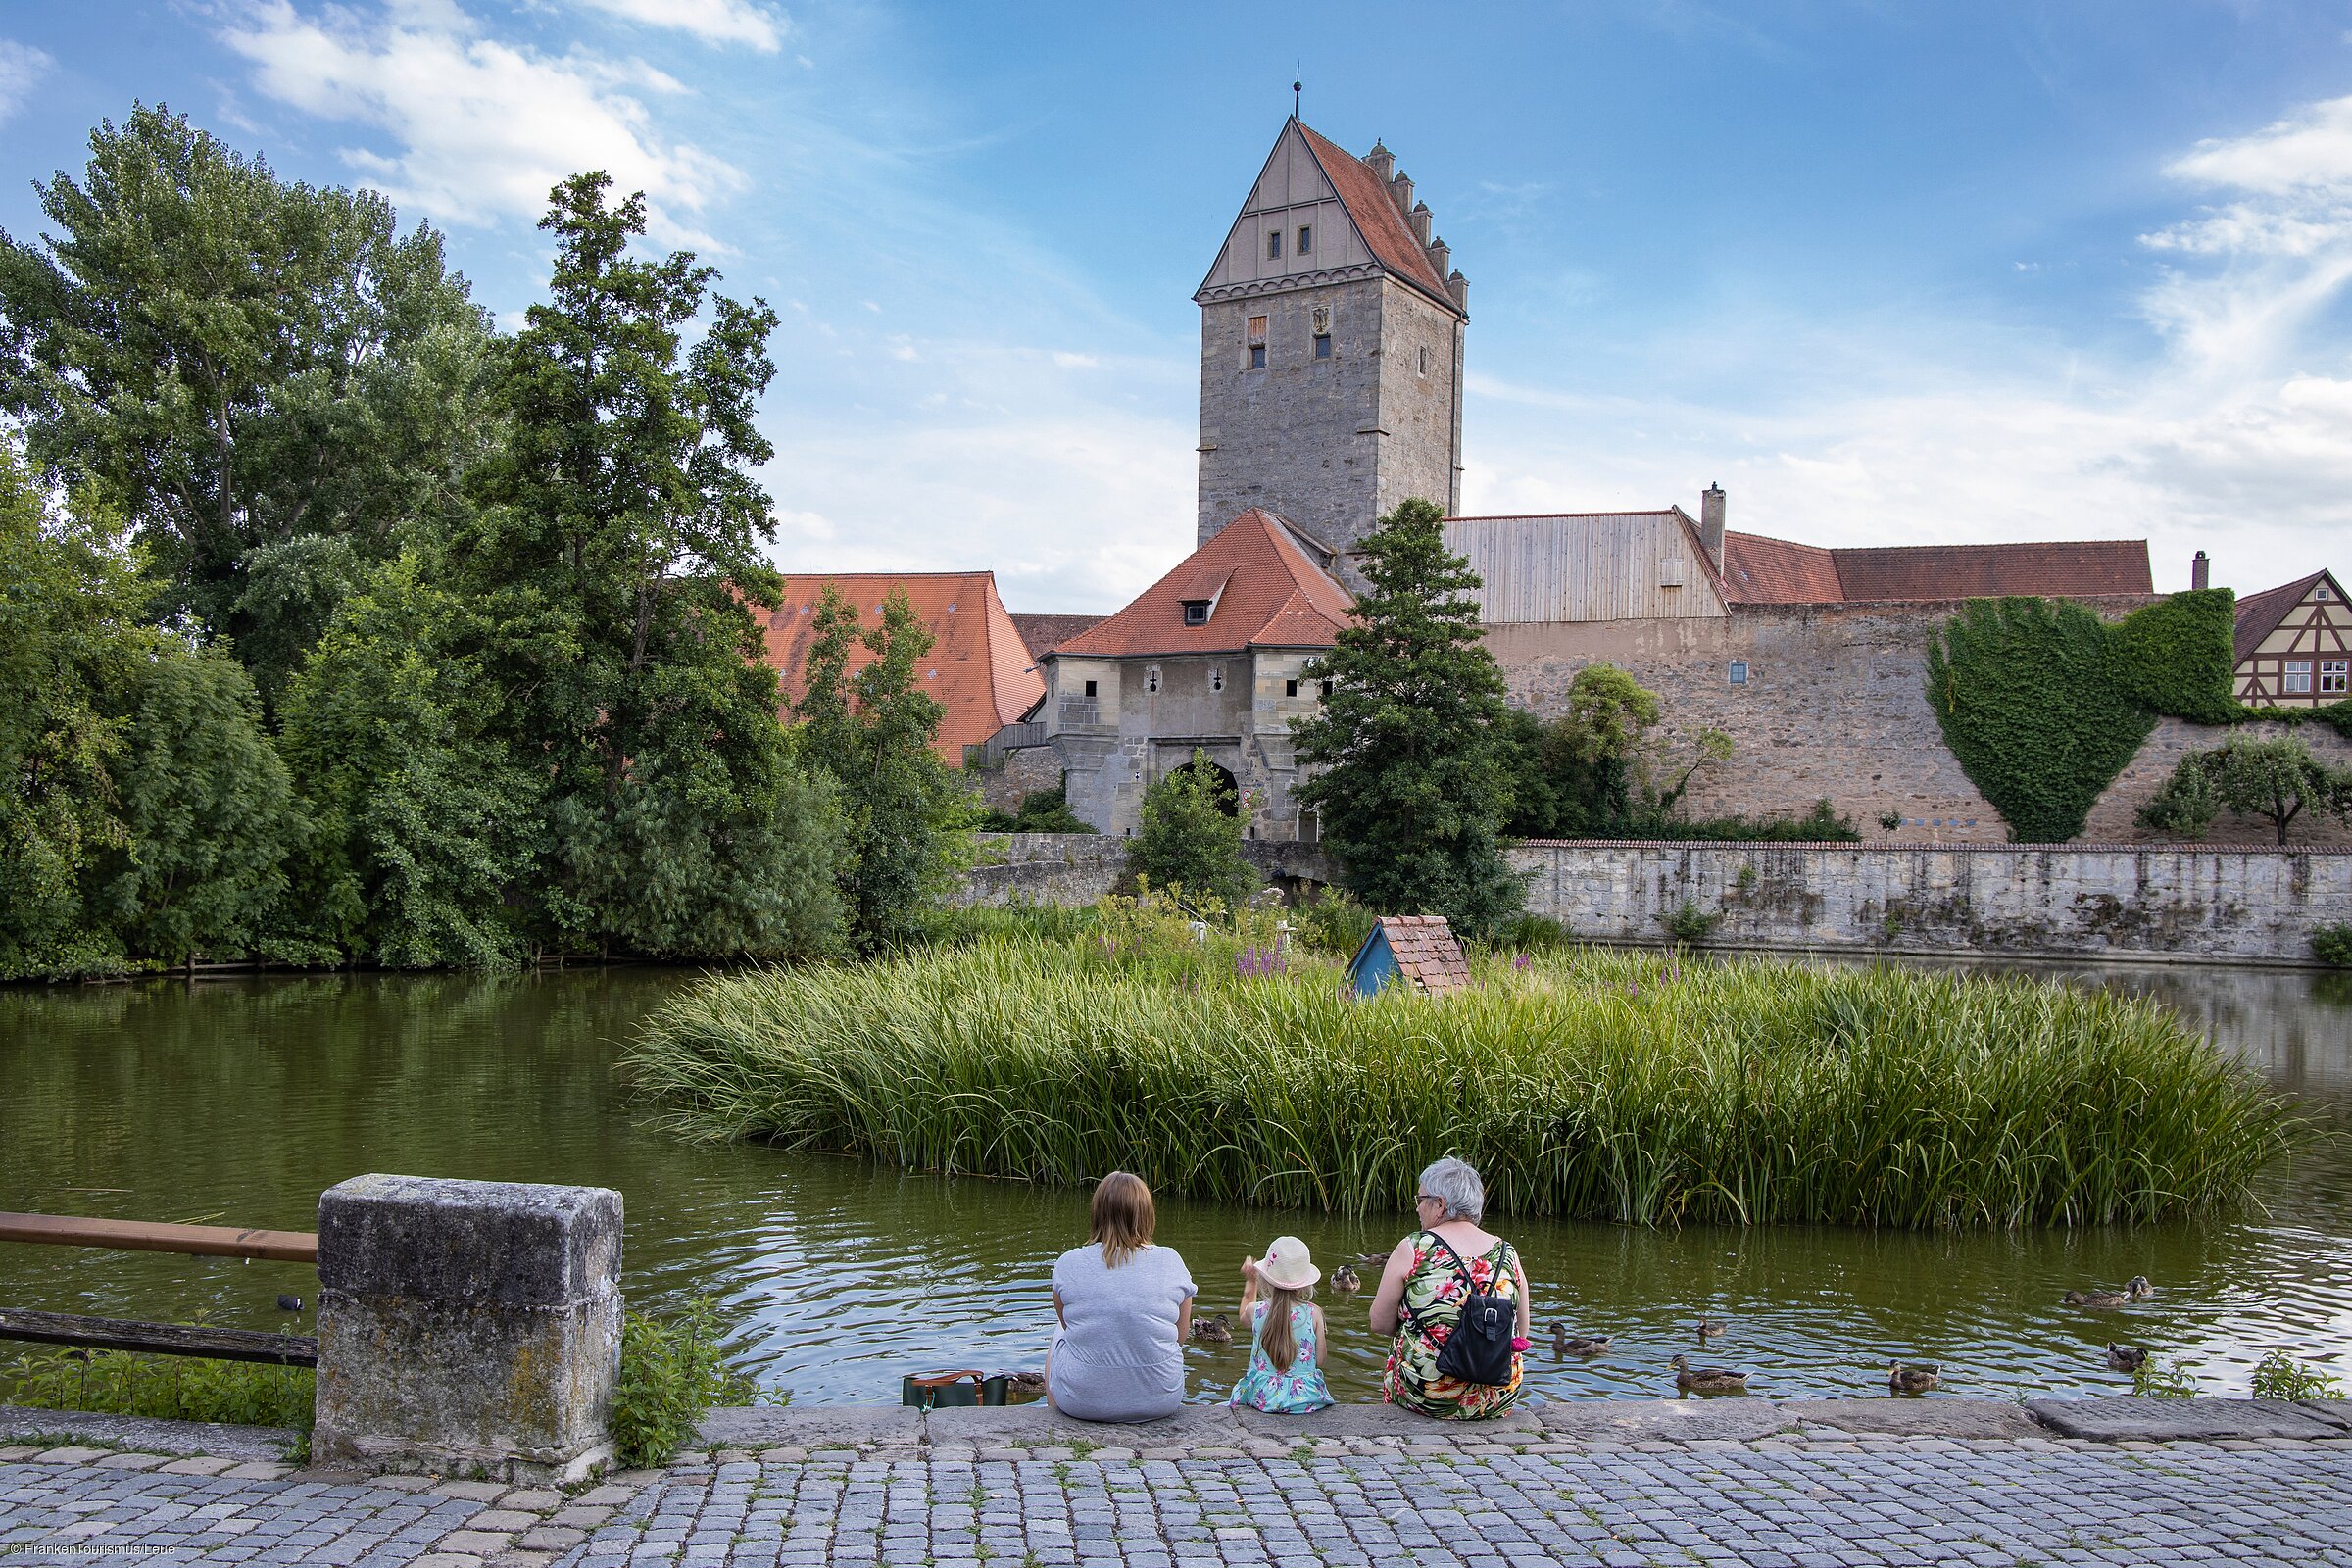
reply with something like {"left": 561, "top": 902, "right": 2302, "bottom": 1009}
{"left": 1052, "top": 510, "right": 1355, "bottom": 660}
{"left": 1195, "top": 119, "right": 1460, "bottom": 315}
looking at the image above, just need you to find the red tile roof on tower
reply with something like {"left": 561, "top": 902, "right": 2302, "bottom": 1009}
{"left": 1720, "top": 533, "right": 2153, "bottom": 605}
{"left": 2233, "top": 570, "right": 2342, "bottom": 665}
{"left": 1294, "top": 122, "right": 1460, "bottom": 312}
{"left": 1054, "top": 510, "right": 1355, "bottom": 660}
{"left": 1009, "top": 613, "right": 1105, "bottom": 662}
{"left": 759, "top": 572, "right": 1044, "bottom": 760}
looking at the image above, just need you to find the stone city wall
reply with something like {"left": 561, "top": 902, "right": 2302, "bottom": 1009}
{"left": 1484, "top": 602, "right": 2352, "bottom": 848}
{"left": 1513, "top": 840, "right": 2352, "bottom": 966}
{"left": 955, "top": 835, "right": 1344, "bottom": 908}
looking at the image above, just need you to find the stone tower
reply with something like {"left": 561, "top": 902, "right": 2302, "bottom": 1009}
{"left": 1194, "top": 119, "right": 1467, "bottom": 565}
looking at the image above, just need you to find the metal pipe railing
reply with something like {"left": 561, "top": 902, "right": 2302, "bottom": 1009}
{"left": 0, "top": 1212, "right": 318, "bottom": 1265}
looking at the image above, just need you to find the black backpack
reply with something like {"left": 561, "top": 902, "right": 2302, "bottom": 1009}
{"left": 1422, "top": 1233, "right": 1519, "bottom": 1386}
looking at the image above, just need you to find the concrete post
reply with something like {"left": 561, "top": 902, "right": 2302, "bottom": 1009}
{"left": 312, "top": 1174, "right": 623, "bottom": 1482}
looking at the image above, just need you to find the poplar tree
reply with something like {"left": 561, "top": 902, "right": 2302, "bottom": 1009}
{"left": 1291, "top": 497, "right": 1526, "bottom": 933}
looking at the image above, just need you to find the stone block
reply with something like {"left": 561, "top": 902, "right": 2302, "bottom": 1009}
{"left": 924, "top": 1403, "right": 1245, "bottom": 1447}
{"left": 313, "top": 1175, "right": 622, "bottom": 1483}
{"left": 1781, "top": 1398, "right": 2045, "bottom": 1439}
{"left": 697, "top": 1406, "right": 922, "bottom": 1448}
{"left": 2024, "top": 1396, "right": 2343, "bottom": 1442}
{"left": 1533, "top": 1397, "right": 1797, "bottom": 1443}
{"left": 1231, "top": 1403, "right": 1536, "bottom": 1440}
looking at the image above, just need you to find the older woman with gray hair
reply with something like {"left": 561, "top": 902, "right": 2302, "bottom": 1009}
{"left": 1366, "top": 1156, "right": 1533, "bottom": 1419}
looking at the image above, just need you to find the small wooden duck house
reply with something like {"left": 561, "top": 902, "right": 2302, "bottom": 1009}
{"left": 1348, "top": 915, "right": 1471, "bottom": 999}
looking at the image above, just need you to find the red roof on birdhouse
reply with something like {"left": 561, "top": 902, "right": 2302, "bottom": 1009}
{"left": 1369, "top": 914, "right": 1471, "bottom": 996}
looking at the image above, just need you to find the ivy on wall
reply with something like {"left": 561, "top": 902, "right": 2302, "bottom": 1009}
{"left": 1926, "top": 599, "right": 2158, "bottom": 844}
{"left": 2108, "top": 588, "right": 2238, "bottom": 724}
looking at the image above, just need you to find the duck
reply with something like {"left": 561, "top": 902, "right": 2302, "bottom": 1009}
{"left": 1191, "top": 1312, "right": 1233, "bottom": 1345}
{"left": 275, "top": 1294, "right": 304, "bottom": 1312}
{"left": 1354, "top": 1250, "right": 1395, "bottom": 1266}
{"left": 1329, "top": 1264, "right": 1361, "bottom": 1294}
{"left": 1551, "top": 1325, "right": 1610, "bottom": 1357}
{"left": 1886, "top": 1360, "right": 1940, "bottom": 1395}
{"left": 998, "top": 1370, "right": 1048, "bottom": 1397}
{"left": 2062, "top": 1275, "right": 2152, "bottom": 1309}
{"left": 1671, "top": 1354, "right": 1749, "bottom": 1395}
{"left": 2106, "top": 1344, "right": 2148, "bottom": 1373}
{"left": 1695, "top": 1317, "right": 1728, "bottom": 1340}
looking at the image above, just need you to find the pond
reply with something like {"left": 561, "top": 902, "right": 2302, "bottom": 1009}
{"left": 0, "top": 956, "right": 2346, "bottom": 1407}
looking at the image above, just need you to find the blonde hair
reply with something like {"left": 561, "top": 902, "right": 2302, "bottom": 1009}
{"left": 1090, "top": 1171, "right": 1155, "bottom": 1268}
{"left": 1260, "top": 1283, "right": 1314, "bottom": 1373}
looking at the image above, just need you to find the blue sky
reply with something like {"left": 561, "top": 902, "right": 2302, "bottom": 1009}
{"left": 3, "top": 1, "right": 2349, "bottom": 611}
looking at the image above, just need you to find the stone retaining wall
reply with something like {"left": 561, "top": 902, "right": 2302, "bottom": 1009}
{"left": 1515, "top": 841, "right": 2352, "bottom": 965}
{"left": 956, "top": 835, "right": 1345, "bottom": 906}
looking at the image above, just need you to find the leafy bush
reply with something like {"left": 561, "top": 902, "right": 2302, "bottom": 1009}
{"left": 2, "top": 1348, "right": 314, "bottom": 1435}
{"left": 2316, "top": 924, "right": 2352, "bottom": 968}
{"left": 1294, "top": 886, "right": 1379, "bottom": 956}
{"left": 1494, "top": 913, "right": 1574, "bottom": 951}
{"left": 2132, "top": 1355, "right": 2199, "bottom": 1398}
{"left": 1128, "top": 751, "right": 1256, "bottom": 909}
{"left": 924, "top": 901, "right": 1099, "bottom": 946}
{"left": 611, "top": 1297, "right": 767, "bottom": 1470}
{"left": 1661, "top": 899, "right": 1720, "bottom": 946}
{"left": 629, "top": 936, "right": 2297, "bottom": 1229}
{"left": 1651, "top": 800, "right": 1862, "bottom": 843}
{"left": 973, "top": 785, "right": 1094, "bottom": 835}
{"left": 2138, "top": 737, "right": 2352, "bottom": 846}
{"left": 2250, "top": 1348, "right": 2344, "bottom": 1399}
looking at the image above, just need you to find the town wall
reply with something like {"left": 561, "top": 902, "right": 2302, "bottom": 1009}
{"left": 1512, "top": 841, "right": 2350, "bottom": 966}
{"left": 970, "top": 744, "right": 1062, "bottom": 813}
{"left": 953, "top": 836, "right": 1344, "bottom": 908}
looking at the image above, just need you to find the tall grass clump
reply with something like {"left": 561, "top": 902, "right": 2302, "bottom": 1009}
{"left": 3, "top": 1348, "right": 315, "bottom": 1433}
{"left": 626, "top": 939, "right": 2298, "bottom": 1230}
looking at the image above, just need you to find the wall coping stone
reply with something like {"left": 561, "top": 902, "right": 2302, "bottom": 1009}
{"left": 318, "top": 1173, "right": 621, "bottom": 1304}
{"left": 1514, "top": 838, "right": 2352, "bottom": 854}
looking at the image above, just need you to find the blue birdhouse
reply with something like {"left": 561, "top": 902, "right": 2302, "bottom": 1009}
{"left": 1347, "top": 915, "right": 1469, "bottom": 999}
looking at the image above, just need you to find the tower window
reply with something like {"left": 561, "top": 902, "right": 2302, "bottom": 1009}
{"left": 1266, "top": 229, "right": 1282, "bottom": 260}
{"left": 1418, "top": 346, "right": 1430, "bottom": 374}
{"left": 1208, "top": 664, "right": 1225, "bottom": 693}
{"left": 1297, "top": 224, "right": 1312, "bottom": 254}
{"left": 1083, "top": 679, "right": 1098, "bottom": 698}
{"left": 1145, "top": 665, "right": 1162, "bottom": 694}
{"left": 1320, "top": 679, "right": 1334, "bottom": 698}
{"left": 1285, "top": 678, "right": 1298, "bottom": 697}
{"left": 1729, "top": 661, "right": 1750, "bottom": 687}
{"left": 1313, "top": 333, "right": 1331, "bottom": 359}
{"left": 1247, "top": 315, "right": 1267, "bottom": 371}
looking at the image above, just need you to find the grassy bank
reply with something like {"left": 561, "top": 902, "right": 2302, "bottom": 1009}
{"left": 626, "top": 936, "right": 2298, "bottom": 1229}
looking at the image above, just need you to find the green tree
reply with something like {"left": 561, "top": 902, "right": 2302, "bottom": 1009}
{"left": 0, "top": 105, "right": 492, "bottom": 701}
{"left": 1292, "top": 497, "right": 1526, "bottom": 933}
{"left": 1130, "top": 752, "right": 1255, "bottom": 908}
{"left": 0, "top": 452, "right": 150, "bottom": 977}
{"left": 461, "top": 172, "right": 838, "bottom": 960}
{"left": 2139, "top": 736, "right": 2351, "bottom": 846}
{"left": 95, "top": 648, "right": 300, "bottom": 966}
{"left": 797, "top": 585, "right": 968, "bottom": 952}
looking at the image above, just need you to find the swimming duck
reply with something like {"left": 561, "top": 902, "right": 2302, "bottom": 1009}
{"left": 1886, "top": 1360, "right": 1940, "bottom": 1395}
{"left": 2063, "top": 1275, "right": 2152, "bottom": 1309}
{"left": 1671, "top": 1354, "right": 1749, "bottom": 1395}
{"left": 1695, "top": 1317, "right": 1728, "bottom": 1339}
{"left": 1191, "top": 1312, "right": 1233, "bottom": 1345}
{"left": 2106, "top": 1344, "right": 2148, "bottom": 1373}
{"left": 1551, "top": 1325, "right": 1610, "bottom": 1357}
{"left": 1330, "top": 1264, "right": 1361, "bottom": 1294}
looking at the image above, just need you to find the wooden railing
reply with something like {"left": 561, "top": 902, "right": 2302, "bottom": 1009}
{"left": 0, "top": 1211, "right": 319, "bottom": 1368}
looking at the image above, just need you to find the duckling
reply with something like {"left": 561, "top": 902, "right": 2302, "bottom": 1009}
{"left": 2063, "top": 1275, "right": 2153, "bottom": 1310}
{"left": 1886, "top": 1360, "right": 1940, "bottom": 1395}
{"left": 1671, "top": 1354, "right": 1749, "bottom": 1395}
{"left": 1695, "top": 1317, "right": 1727, "bottom": 1340}
{"left": 1191, "top": 1312, "right": 1233, "bottom": 1345}
{"left": 2105, "top": 1344, "right": 2148, "bottom": 1373}
{"left": 1329, "top": 1264, "right": 1361, "bottom": 1294}
{"left": 1551, "top": 1325, "right": 1610, "bottom": 1357}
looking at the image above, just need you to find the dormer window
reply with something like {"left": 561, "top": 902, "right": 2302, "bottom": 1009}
{"left": 1182, "top": 602, "right": 1210, "bottom": 626}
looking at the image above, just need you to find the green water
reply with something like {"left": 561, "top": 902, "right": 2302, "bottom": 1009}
{"left": 0, "top": 958, "right": 2346, "bottom": 1406}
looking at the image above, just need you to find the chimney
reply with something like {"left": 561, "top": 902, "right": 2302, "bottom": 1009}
{"left": 1447, "top": 269, "right": 1469, "bottom": 313}
{"left": 1699, "top": 483, "right": 1727, "bottom": 569}
{"left": 1389, "top": 171, "right": 1414, "bottom": 217}
{"left": 1425, "top": 235, "right": 1449, "bottom": 276}
{"left": 1363, "top": 140, "right": 1395, "bottom": 182}
{"left": 2191, "top": 550, "right": 2210, "bottom": 591}
{"left": 1409, "top": 201, "right": 1434, "bottom": 246}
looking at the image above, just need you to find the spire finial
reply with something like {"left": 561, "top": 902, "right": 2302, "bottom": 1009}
{"left": 1293, "top": 65, "right": 1301, "bottom": 119}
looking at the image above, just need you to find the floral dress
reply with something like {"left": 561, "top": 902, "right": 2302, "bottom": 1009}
{"left": 1382, "top": 1231, "right": 1524, "bottom": 1419}
{"left": 1227, "top": 1301, "right": 1335, "bottom": 1413}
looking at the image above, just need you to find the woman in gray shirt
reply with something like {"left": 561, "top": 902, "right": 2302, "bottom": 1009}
{"left": 1047, "top": 1171, "right": 1197, "bottom": 1421}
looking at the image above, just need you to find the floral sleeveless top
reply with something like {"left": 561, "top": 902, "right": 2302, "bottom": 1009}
{"left": 1381, "top": 1230, "right": 1524, "bottom": 1420}
{"left": 1228, "top": 1300, "right": 1334, "bottom": 1413}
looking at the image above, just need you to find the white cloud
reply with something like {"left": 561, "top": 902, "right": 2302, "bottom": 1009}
{"left": 220, "top": 1, "right": 743, "bottom": 245}
{"left": 0, "top": 39, "right": 52, "bottom": 125}
{"left": 576, "top": 0, "right": 787, "bottom": 53}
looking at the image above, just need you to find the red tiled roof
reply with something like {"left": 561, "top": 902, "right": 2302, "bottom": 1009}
{"left": 2233, "top": 570, "right": 2339, "bottom": 665}
{"left": 760, "top": 572, "right": 1044, "bottom": 760}
{"left": 1720, "top": 532, "right": 2153, "bottom": 605}
{"left": 1009, "top": 613, "right": 1105, "bottom": 662}
{"left": 1054, "top": 511, "right": 1355, "bottom": 660}
{"left": 1369, "top": 914, "right": 1470, "bottom": 996}
{"left": 1295, "top": 122, "right": 1459, "bottom": 313}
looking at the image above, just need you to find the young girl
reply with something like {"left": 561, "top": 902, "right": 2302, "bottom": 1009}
{"left": 1226, "top": 1236, "right": 1335, "bottom": 1413}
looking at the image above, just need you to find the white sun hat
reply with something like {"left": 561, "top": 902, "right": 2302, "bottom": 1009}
{"left": 1255, "top": 1235, "right": 1321, "bottom": 1291}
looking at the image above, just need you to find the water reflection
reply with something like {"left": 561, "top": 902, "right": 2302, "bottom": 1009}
{"left": 0, "top": 956, "right": 2345, "bottom": 1404}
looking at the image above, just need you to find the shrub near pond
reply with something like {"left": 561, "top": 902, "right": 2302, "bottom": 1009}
{"left": 628, "top": 938, "right": 2296, "bottom": 1230}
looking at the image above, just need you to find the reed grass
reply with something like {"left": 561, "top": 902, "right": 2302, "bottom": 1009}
{"left": 625, "top": 938, "right": 2299, "bottom": 1229}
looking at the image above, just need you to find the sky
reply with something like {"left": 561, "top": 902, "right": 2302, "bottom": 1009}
{"left": 2, "top": 1, "right": 2349, "bottom": 612}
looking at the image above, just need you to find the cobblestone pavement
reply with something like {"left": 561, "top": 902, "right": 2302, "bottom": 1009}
{"left": 4, "top": 1428, "right": 2351, "bottom": 1567}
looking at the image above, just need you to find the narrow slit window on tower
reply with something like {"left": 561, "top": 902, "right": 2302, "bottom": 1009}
{"left": 1297, "top": 224, "right": 1312, "bottom": 254}
{"left": 1311, "top": 304, "right": 1332, "bottom": 361}
{"left": 1313, "top": 332, "right": 1331, "bottom": 359}
{"left": 1418, "top": 345, "right": 1430, "bottom": 374}
{"left": 1266, "top": 229, "right": 1282, "bottom": 260}
{"left": 1247, "top": 315, "right": 1267, "bottom": 370}
{"left": 1145, "top": 665, "right": 1162, "bottom": 694}
{"left": 1208, "top": 664, "right": 1225, "bottom": 693}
